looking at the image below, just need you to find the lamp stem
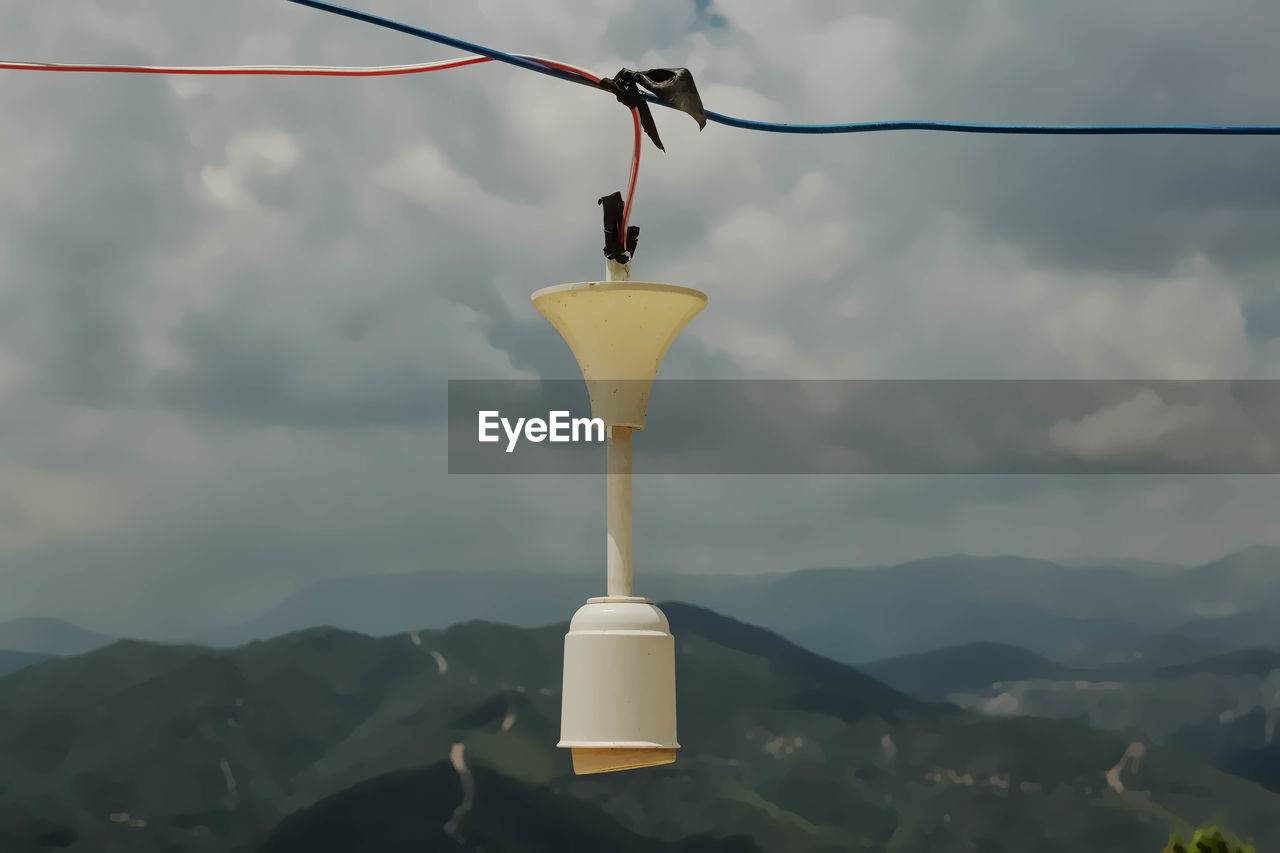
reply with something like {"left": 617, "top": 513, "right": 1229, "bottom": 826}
{"left": 605, "top": 258, "right": 631, "bottom": 282}
{"left": 606, "top": 425, "right": 634, "bottom": 597}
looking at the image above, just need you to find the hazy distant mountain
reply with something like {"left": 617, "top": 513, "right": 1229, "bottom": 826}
{"left": 1067, "top": 557, "right": 1192, "bottom": 576}
{"left": 1174, "top": 546, "right": 1280, "bottom": 616}
{"left": 1, "top": 605, "right": 1277, "bottom": 852}
{"left": 0, "top": 650, "right": 53, "bottom": 678}
{"left": 1064, "top": 628, "right": 1230, "bottom": 669}
{"left": 1063, "top": 608, "right": 1280, "bottom": 670}
{"left": 1172, "top": 610, "right": 1280, "bottom": 650}
{"left": 861, "top": 642, "right": 1084, "bottom": 697}
{"left": 204, "top": 571, "right": 593, "bottom": 646}
{"left": 1157, "top": 649, "right": 1280, "bottom": 679}
{"left": 0, "top": 618, "right": 113, "bottom": 656}
{"left": 204, "top": 548, "right": 1280, "bottom": 668}
{"left": 725, "top": 549, "right": 1280, "bottom": 664}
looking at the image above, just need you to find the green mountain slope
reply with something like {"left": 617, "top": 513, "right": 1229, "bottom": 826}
{"left": 262, "top": 762, "right": 762, "bottom": 853}
{"left": 0, "top": 650, "right": 53, "bottom": 678}
{"left": 0, "top": 604, "right": 1276, "bottom": 852}
{"left": 944, "top": 645, "right": 1280, "bottom": 794}
{"left": 861, "top": 642, "right": 1083, "bottom": 697}
{"left": 1169, "top": 709, "right": 1280, "bottom": 795}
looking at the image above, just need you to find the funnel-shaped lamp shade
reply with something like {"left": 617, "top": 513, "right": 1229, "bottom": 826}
{"left": 531, "top": 282, "right": 707, "bottom": 429}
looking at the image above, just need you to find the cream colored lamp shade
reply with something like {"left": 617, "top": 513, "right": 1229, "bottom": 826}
{"left": 531, "top": 281, "right": 707, "bottom": 430}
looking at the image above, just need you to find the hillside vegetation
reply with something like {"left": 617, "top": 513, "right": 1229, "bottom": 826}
{"left": 0, "top": 604, "right": 1276, "bottom": 852}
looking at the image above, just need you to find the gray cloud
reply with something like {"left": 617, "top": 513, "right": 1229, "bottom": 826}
{"left": 2, "top": 0, "right": 1280, "bottom": 634}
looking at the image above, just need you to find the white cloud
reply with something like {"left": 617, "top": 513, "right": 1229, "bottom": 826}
{"left": 1049, "top": 388, "right": 1213, "bottom": 460}
{"left": 201, "top": 129, "right": 300, "bottom": 207}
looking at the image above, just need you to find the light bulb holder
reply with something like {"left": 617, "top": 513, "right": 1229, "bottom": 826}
{"left": 556, "top": 598, "right": 679, "bottom": 774}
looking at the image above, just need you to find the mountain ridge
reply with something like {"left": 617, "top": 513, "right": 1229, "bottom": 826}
{"left": 860, "top": 641, "right": 1086, "bottom": 697}
{"left": 0, "top": 650, "right": 53, "bottom": 678}
{"left": 185, "top": 547, "right": 1280, "bottom": 666}
{"left": 1, "top": 603, "right": 1278, "bottom": 852}
{"left": 0, "top": 617, "right": 114, "bottom": 656}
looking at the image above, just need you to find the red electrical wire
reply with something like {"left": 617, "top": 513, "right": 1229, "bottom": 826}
{"left": 1, "top": 54, "right": 643, "bottom": 252}
{"left": 0, "top": 58, "right": 491, "bottom": 76}
{"left": 522, "top": 57, "right": 641, "bottom": 251}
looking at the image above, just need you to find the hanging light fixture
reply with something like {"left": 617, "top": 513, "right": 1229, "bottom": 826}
{"left": 533, "top": 277, "right": 706, "bottom": 774}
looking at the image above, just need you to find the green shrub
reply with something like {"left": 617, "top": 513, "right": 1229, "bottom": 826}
{"left": 1163, "top": 826, "right": 1255, "bottom": 853}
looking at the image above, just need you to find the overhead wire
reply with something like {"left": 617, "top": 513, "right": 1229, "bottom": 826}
{"left": 5, "top": 0, "right": 1279, "bottom": 257}
{"left": 1, "top": 52, "right": 642, "bottom": 248}
{"left": 0, "top": 57, "right": 492, "bottom": 77}
{"left": 698, "top": 116, "right": 1280, "bottom": 136}
{"left": 284, "top": 0, "right": 1280, "bottom": 137}
{"left": 284, "top": 0, "right": 599, "bottom": 90}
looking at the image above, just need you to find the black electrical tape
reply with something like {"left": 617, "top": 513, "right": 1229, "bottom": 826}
{"left": 598, "top": 191, "right": 637, "bottom": 262}
{"left": 598, "top": 67, "right": 707, "bottom": 152}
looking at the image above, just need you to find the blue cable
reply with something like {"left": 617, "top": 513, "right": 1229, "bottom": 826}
{"left": 287, "top": 0, "right": 1280, "bottom": 137}
{"left": 286, "top": 0, "right": 598, "bottom": 89}
{"left": 700, "top": 115, "right": 1280, "bottom": 135}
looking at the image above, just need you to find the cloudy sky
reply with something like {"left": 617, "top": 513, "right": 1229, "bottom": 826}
{"left": 2, "top": 0, "right": 1279, "bottom": 637}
